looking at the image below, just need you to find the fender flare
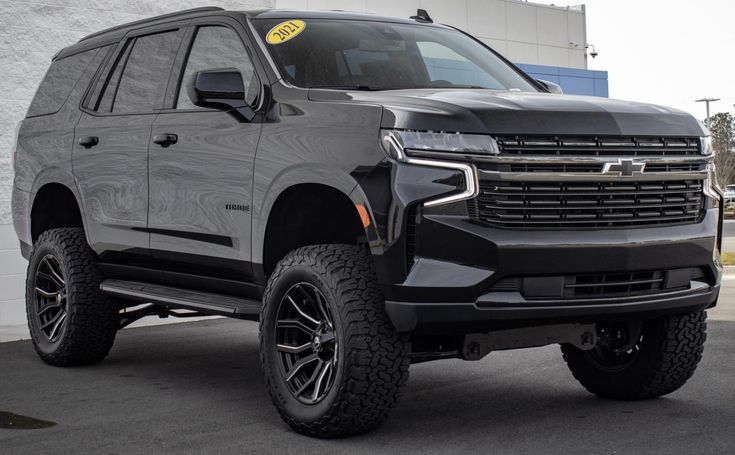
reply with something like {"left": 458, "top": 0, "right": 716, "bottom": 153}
{"left": 251, "top": 163, "right": 379, "bottom": 266}
{"left": 28, "top": 168, "right": 87, "bottom": 240}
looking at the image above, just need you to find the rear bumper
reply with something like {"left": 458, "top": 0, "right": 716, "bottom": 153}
{"left": 386, "top": 281, "right": 720, "bottom": 332}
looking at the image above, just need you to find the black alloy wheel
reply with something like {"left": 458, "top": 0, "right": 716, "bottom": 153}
{"left": 584, "top": 321, "right": 643, "bottom": 372}
{"left": 32, "top": 254, "right": 68, "bottom": 342}
{"left": 562, "top": 311, "right": 707, "bottom": 400}
{"left": 26, "top": 228, "right": 119, "bottom": 366}
{"left": 260, "top": 244, "right": 411, "bottom": 437}
{"left": 275, "top": 282, "right": 339, "bottom": 404}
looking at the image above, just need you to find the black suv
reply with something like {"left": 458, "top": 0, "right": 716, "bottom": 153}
{"left": 12, "top": 7, "right": 722, "bottom": 437}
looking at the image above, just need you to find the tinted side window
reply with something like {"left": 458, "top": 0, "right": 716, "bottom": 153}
{"left": 176, "top": 26, "right": 259, "bottom": 109}
{"left": 96, "top": 41, "right": 133, "bottom": 113}
{"left": 96, "top": 31, "right": 181, "bottom": 114}
{"left": 27, "top": 48, "right": 99, "bottom": 117}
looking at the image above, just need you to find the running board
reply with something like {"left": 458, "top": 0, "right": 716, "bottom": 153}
{"left": 100, "top": 279, "right": 261, "bottom": 319}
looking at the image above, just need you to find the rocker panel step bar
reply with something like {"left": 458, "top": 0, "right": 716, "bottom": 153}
{"left": 100, "top": 279, "right": 262, "bottom": 318}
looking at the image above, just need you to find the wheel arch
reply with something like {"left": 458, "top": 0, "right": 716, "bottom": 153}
{"left": 253, "top": 165, "right": 379, "bottom": 282}
{"left": 29, "top": 175, "right": 86, "bottom": 244}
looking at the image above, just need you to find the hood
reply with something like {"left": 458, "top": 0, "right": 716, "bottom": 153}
{"left": 308, "top": 89, "right": 705, "bottom": 137}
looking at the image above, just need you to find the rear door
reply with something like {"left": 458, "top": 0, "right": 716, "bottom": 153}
{"left": 147, "top": 19, "right": 264, "bottom": 283}
{"left": 73, "top": 26, "right": 185, "bottom": 259}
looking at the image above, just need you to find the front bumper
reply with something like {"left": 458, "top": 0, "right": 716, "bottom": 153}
{"left": 380, "top": 207, "right": 722, "bottom": 332}
{"left": 386, "top": 281, "right": 719, "bottom": 332}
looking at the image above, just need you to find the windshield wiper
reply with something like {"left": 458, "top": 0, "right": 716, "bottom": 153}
{"left": 425, "top": 84, "right": 489, "bottom": 89}
{"left": 308, "top": 85, "right": 384, "bottom": 91}
{"left": 309, "top": 84, "right": 491, "bottom": 91}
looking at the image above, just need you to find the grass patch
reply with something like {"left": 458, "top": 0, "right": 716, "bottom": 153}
{"left": 722, "top": 252, "right": 735, "bottom": 266}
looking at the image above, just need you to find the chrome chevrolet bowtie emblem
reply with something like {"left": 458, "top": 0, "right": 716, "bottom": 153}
{"left": 602, "top": 159, "right": 645, "bottom": 177}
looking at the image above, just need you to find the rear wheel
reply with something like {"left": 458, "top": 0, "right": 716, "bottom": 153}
{"left": 260, "top": 244, "right": 410, "bottom": 438}
{"left": 561, "top": 311, "right": 707, "bottom": 400}
{"left": 26, "top": 228, "right": 118, "bottom": 366}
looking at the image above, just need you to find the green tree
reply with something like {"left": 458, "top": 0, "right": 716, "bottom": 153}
{"left": 709, "top": 112, "right": 735, "bottom": 153}
{"left": 708, "top": 112, "right": 735, "bottom": 187}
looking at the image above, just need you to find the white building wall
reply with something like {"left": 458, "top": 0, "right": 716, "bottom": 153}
{"left": 0, "top": 0, "right": 273, "bottom": 327}
{"left": 275, "top": 0, "right": 588, "bottom": 68}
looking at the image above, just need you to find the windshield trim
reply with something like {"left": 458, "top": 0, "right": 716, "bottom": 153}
{"left": 246, "top": 16, "right": 285, "bottom": 86}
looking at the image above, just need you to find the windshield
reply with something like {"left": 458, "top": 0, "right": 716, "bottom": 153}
{"left": 254, "top": 18, "right": 538, "bottom": 92}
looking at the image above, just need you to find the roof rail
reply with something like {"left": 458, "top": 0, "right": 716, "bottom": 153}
{"left": 78, "top": 7, "right": 224, "bottom": 42}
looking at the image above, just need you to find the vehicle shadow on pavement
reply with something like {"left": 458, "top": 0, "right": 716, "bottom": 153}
{"left": 0, "top": 318, "right": 731, "bottom": 454}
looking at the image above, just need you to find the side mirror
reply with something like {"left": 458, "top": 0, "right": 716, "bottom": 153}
{"left": 187, "top": 68, "right": 256, "bottom": 122}
{"left": 536, "top": 79, "right": 563, "bottom": 95}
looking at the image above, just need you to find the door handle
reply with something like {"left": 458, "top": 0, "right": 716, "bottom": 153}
{"left": 78, "top": 136, "right": 99, "bottom": 149}
{"left": 153, "top": 133, "right": 178, "bottom": 148}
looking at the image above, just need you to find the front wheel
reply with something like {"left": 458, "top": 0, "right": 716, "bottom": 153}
{"left": 561, "top": 311, "right": 707, "bottom": 400}
{"left": 259, "top": 244, "right": 410, "bottom": 438}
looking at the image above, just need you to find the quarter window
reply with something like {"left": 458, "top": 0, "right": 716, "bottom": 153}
{"left": 27, "top": 48, "right": 100, "bottom": 118}
{"left": 176, "top": 26, "right": 259, "bottom": 109}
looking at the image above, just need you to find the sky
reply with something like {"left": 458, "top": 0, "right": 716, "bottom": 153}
{"left": 540, "top": 0, "right": 735, "bottom": 123}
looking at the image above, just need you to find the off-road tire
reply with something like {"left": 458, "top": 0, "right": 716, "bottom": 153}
{"left": 26, "top": 227, "right": 118, "bottom": 366}
{"left": 260, "top": 244, "right": 411, "bottom": 438}
{"left": 561, "top": 311, "right": 707, "bottom": 400}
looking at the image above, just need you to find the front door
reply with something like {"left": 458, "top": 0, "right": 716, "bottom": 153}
{"left": 148, "top": 24, "right": 263, "bottom": 281}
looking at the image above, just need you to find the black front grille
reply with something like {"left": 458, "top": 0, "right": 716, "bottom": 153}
{"left": 642, "top": 162, "right": 703, "bottom": 172}
{"left": 565, "top": 271, "right": 667, "bottom": 298}
{"left": 494, "top": 162, "right": 704, "bottom": 174}
{"left": 470, "top": 180, "right": 705, "bottom": 229}
{"left": 507, "top": 163, "right": 602, "bottom": 173}
{"left": 488, "top": 267, "right": 709, "bottom": 300}
{"left": 496, "top": 136, "right": 701, "bottom": 157}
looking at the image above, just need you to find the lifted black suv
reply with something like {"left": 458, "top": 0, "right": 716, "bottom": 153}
{"left": 12, "top": 7, "right": 722, "bottom": 437}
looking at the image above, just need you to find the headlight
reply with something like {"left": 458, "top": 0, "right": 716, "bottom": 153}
{"left": 701, "top": 136, "right": 712, "bottom": 155}
{"left": 380, "top": 129, "right": 499, "bottom": 161}
{"left": 380, "top": 129, "right": 481, "bottom": 207}
{"left": 701, "top": 136, "right": 719, "bottom": 203}
{"left": 705, "top": 162, "right": 721, "bottom": 200}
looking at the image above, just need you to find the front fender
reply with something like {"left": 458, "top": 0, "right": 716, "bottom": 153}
{"left": 251, "top": 163, "right": 379, "bottom": 267}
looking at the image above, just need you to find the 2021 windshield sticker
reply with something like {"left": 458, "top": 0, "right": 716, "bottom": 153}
{"left": 266, "top": 20, "right": 306, "bottom": 44}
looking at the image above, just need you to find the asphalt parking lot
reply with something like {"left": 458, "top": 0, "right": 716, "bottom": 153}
{"left": 1, "top": 279, "right": 734, "bottom": 454}
{"left": 722, "top": 219, "right": 735, "bottom": 252}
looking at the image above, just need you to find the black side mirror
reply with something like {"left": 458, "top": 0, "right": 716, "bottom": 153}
{"left": 536, "top": 79, "right": 563, "bottom": 95}
{"left": 187, "top": 68, "right": 256, "bottom": 122}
